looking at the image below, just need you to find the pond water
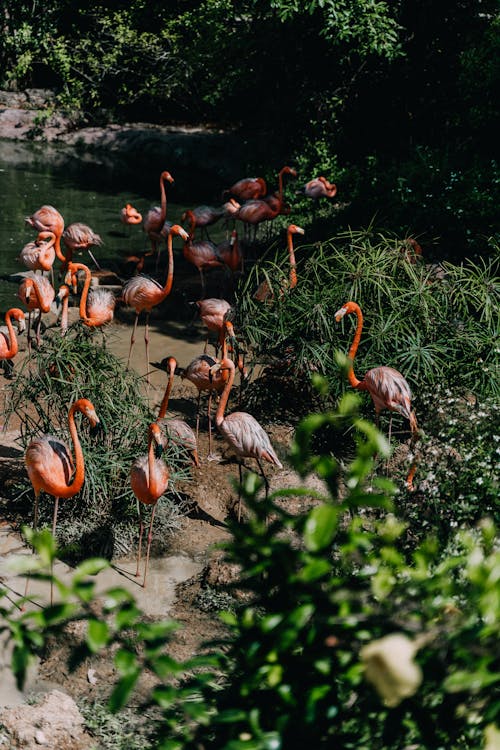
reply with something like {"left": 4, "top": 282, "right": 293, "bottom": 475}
{"left": 0, "top": 138, "right": 229, "bottom": 313}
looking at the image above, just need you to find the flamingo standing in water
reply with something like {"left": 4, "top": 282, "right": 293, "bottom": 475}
{"left": 335, "top": 301, "right": 418, "bottom": 490}
{"left": 143, "top": 170, "right": 174, "bottom": 267}
{"left": 182, "top": 216, "right": 225, "bottom": 298}
{"left": 24, "top": 398, "right": 100, "bottom": 603}
{"left": 18, "top": 274, "right": 55, "bottom": 349}
{"left": 237, "top": 166, "right": 297, "bottom": 240}
{"left": 120, "top": 203, "right": 143, "bottom": 227}
{"left": 0, "top": 308, "right": 26, "bottom": 377}
{"left": 181, "top": 204, "right": 225, "bottom": 240}
{"left": 254, "top": 223, "right": 305, "bottom": 302}
{"left": 222, "top": 198, "right": 241, "bottom": 236}
{"left": 130, "top": 422, "right": 170, "bottom": 588}
{"left": 222, "top": 176, "right": 267, "bottom": 202}
{"left": 156, "top": 356, "right": 200, "bottom": 467}
{"left": 122, "top": 224, "right": 188, "bottom": 381}
{"left": 65, "top": 261, "right": 115, "bottom": 330}
{"left": 62, "top": 223, "right": 103, "bottom": 269}
{"left": 25, "top": 205, "right": 66, "bottom": 267}
{"left": 210, "top": 356, "right": 282, "bottom": 520}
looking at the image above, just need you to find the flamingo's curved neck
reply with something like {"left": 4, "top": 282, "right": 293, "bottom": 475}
{"left": 215, "top": 358, "right": 236, "bottom": 428}
{"left": 287, "top": 231, "right": 297, "bottom": 289}
{"left": 159, "top": 174, "right": 168, "bottom": 224}
{"left": 158, "top": 364, "right": 175, "bottom": 419}
{"left": 59, "top": 403, "right": 85, "bottom": 498}
{"left": 346, "top": 304, "right": 365, "bottom": 390}
{"left": 31, "top": 280, "right": 52, "bottom": 313}
{"left": 54, "top": 230, "right": 68, "bottom": 264}
{"left": 4, "top": 311, "right": 18, "bottom": 357}
{"left": 73, "top": 263, "right": 92, "bottom": 322}
{"left": 38, "top": 233, "right": 56, "bottom": 271}
{"left": 162, "top": 233, "right": 175, "bottom": 296}
{"left": 147, "top": 429, "right": 160, "bottom": 496}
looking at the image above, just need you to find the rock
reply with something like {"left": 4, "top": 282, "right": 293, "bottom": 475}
{"left": 0, "top": 690, "right": 93, "bottom": 750}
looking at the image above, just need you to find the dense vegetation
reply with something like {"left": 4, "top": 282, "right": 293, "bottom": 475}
{"left": 1, "top": 0, "right": 499, "bottom": 257}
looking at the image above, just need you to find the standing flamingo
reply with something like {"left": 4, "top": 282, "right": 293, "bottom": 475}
{"left": 120, "top": 203, "right": 143, "bottom": 226}
{"left": 237, "top": 166, "right": 297, "bottom": 239}
{"left": 0, "top": 308, "right": 26, "bottom": 377}
{"left": 304, "top": 176, "right": 337, "bottom": 200}
{"left": 65, "top": 261, "right": 115, "bottom": 329}
{"left": 62, "top": 223, "right": 103, "bottom": 269}
{"left": 143, "top": 170, "right": 174, "bottom": 266}
{"left": 156, "top": 356, "right": 200, "bottom": 467}
{"left": 211, "top": 356, "right": 282, "bottom": 520}
{"left": 24, "top": 398, "right": 100, "bottom": 603}
{"left": 18, "top": 274, "right": 55, "bottom": 349}
{"left": 335, "top": 301, "right": 418, "bottom": 490}
{"left": 122, "top": 223, "right": 188, "bottom": 380}
{"left": 196, "top": 297, "right": 233, "bottom": 352}
{"left": 25, "top": 205, "right": 66, "bottom": 265}
{"left": 182, "top": 217, "right": 225, "bottom": 298}
{"left": 222, "top": 176, "right": 267, "bottom": 202}
{"left": 18, "top": 231, "right": 57, "bottom": 277}
{"left": 181, "top": 204, "right": 225, "bottom": 240}
{"left": 222, "top": 198, "right": 241, "bottom": 236}
{"left": 254, "top": 223, "right": 305, "bottom": 302}
{"left": 130, "top": 422, "right": 170, "bottom": 588}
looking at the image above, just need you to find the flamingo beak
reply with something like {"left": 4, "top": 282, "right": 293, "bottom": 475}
{"left": 18, "top": 317, "right": 26, "bottom": 334}
{"left": 295, "top": 226, "right": 305, "bottom": 235}
{"left": 334, "top": 306, "right": 347, "bottom": 322}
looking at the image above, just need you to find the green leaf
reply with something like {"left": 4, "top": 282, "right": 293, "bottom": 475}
{"left": 114, "top": 648, "right": 138, "bottom": 675}
{"left": 304, "top": 504, "right": 339, "bottom": 551}
{"left": 108, "top": 669, "right": 140, "bottom": 712}
{"left": 73, "top": 558, "right": 109, "bottom": 580}
{"left": 87, "top": 619, "right": 110, "bottom": 653}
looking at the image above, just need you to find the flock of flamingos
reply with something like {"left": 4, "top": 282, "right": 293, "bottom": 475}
{"left": 1, "top": 166, "right": 418, "bottom": 591}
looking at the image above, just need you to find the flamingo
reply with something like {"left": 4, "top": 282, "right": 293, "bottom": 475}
{"left": 18, "top": 274, "right": 55, "bottom": 349}
{"left": 143, "top": 170, "right": 174, "bottom": 265}
{"left": 196, "top": 297, "right": 233, "bottom": 352}
{"left": 18, "top": 231, "right": 57, "bottom": 276}
{"left": 237, "top": 166, "right": 297, "bottom": 239}
{"left": 54, "top": 284, "right": 70, "bottom": 335}
{"left": 182, "top": 219, "right": 225, "bottom": 298}
{"left": 0, "top": 308, "right": 26, "bottom": 377}
{"left": 304, "top": 176, "right": 337, "bottom": 200}
{"left": 130, "top": 422, "right": 170, "bottom": 588}
{"left": 156, "top": 356, "right": 200, "bottom": 467}
{"left": 65, "top": 261, "right": 115, "bottom": 329}
{"left": 335, "top": 301, "right": 418, "bottom": 490}
{"left": 222, "top": 176, "right": 267, "bottom": 202}
{"left": 210, "top": 356, "right": 282, "bottom": 521}
{"left": 121, "top": 223, "right": 188, "bottom": 380}
{"left": 25, "top": 205, "right": 66, "bottom": 265}
{"left": 254, "top": 223, "right": 305, "bottom": 302}
{"left": 24, "top": 398, "right": 100, "bottom": 603}
{"left": 120, "top": 203, "right": 143, "bottom": 226}
{"left": 222, "top": 198, "right": 241, "bottom": 235}
{"left": 181, "top": 204, "right": 225, "bottom": 240}
{"left": 62, "top": 223, "right": 103, "bottom": 269}
{"left": 217, "top": 230, "right": 244, "bottom": 276}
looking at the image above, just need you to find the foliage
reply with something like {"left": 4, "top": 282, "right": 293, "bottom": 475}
{"left": 4, "top": 324, "right": 189, "bottom": 560}
{"left": 1, "top": 392, "right": 499, "bottom": 749}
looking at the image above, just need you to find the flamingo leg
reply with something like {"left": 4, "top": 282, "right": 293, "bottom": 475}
{"left": 143, "top": 504, "right": 157, "bottom": 589}
{"left": 144, "top": 312, "right": 151, "bottom": 385}
{"left": 386, "top": 416, "right": 393, "bottom": 476}
{"left": 207, "top": 391, "right": 213, "bottom": 456}
{"left": 237, "top": 461, "right": 243, "bottom": 522}
{"left": 50, "top": 497, "right": 59, "bottom": 605}
{"left": 256, "top": 458, "right": 270, "bottom": 526}
{"left": 135, "top": 502, "right": 144, "bottom": 578}
{"left": 23, "top": 491, "right": 40, "bottom": 603}
{"left": 127, "top": 312, "right": 140, "bottom": 369}
{"left": 195, "top": 391, "right": 202, "bottom": 444}
{"left": 36, "top": 310, "right": 43, "bottom": 347}
{"left": 199, "top": 269, "right": 206, "bottom": 298}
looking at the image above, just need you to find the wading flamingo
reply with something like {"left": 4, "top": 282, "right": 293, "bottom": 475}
{"left": 122, "top": 223, "right": 188, "bottom": 381}
{"left": 222, "top": 199, "right": 241, "bottom": 236}
{"left": 237, "top": 166, "right": 297, "bottom": 240}
{"left": 222, "top": 176, "right": 267, "bottom": 202}
{"left": 0, "top": 308, "right": 26, "bottom": 377}
{"left": 143, "top": 170, "right": 174, "bottom": 266}
{"left": 254, "top": 223, "right": 305, "bottom": 302}
{"left": 25, "top": 205, "right": 66, "bottom": 266}
{"left": 335, "top": 301, "right": 418, "bottom": 490}
{"left": 65, "top": 261, "right": 115, "bottom": 330}
{"left": 18, "top": 274, "right": 55, "bottom": 349}
{"left": 130, "top": 422, "right": 170, "bottom": 588}
{"left": 156, "top": 356, "right": 200, "bottom": 467}
{"left": 24, "top": 398, "right": 100, "bottom": 603}
{"left": 182, "top": 219, "right": 225, "bottom": 298}
{"left": 210, "top": 356, "right": 282, "bottom": 520}
{"left": 120, "top": 203, "right": 143, "bottom": 226}
{"left": 62, "top": 223, "right": 103, "bottom": 269}
{"left": 181, "top": 204, "right": 225, "bottom": 240}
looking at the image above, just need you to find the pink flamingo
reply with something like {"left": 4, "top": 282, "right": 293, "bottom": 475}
{"left": 18, "top": 231, "right": 57, "bottom": 275}
{"left": 18, "top": 274, "right": 55, "bottom": 349}
{"left": 182, "top": 215, "right": 225, "bottom": 297}
{"left": 143, "top": 170, "right": 174, "bottom": 264}
{"left": 0, "top": 308, "right": 26, "bottom": 377}
{"left": 254, "top": 223, "right": 305, "bottom": 302}
{"left": 130, "top": 422, "right": 170, "bottom": 588}
{"left": 25, "top": 205, "right": 66, "bottom": 265}
{"left": 222, "top": 198, "right": 241, "bottom": 235}
{"left": 304, "top": 176, "right": 337, "bottom": 200}
{"left": 217, "top": 229, "right": 244, "bottom": 276}
{"left": 120, "top": 203, "right": 143, "bottom": 226}
{"left": 181, "top": 204, "right": 225, "bottom": 240}
{"left": 156, "top": 356, "right": 200, "bottom": 467}
{"left": 24, "top": 398, "right": 100, "bottom": 603}
{"left": 237, "top": 166, "right": 297, "bottom": 239}
{"left": 65, "top": 261, "right": 115, "bottom": 329}
{"left": 335, "top": 301, "right": 418, "bottom": 490}
{"left": 222, "top": 176, "right": 267, "bottom": 202}
{"left": 196, "top": 297, "right": 233, "bottom": 352}
{"left": 122, "top": 223, "right": 188, "bottom": 380}
{"left": 62, "top": 223, "right": 103, "bottom": 269}
{"left": 211, "top": 356, "right": 282, "bottom": 520}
